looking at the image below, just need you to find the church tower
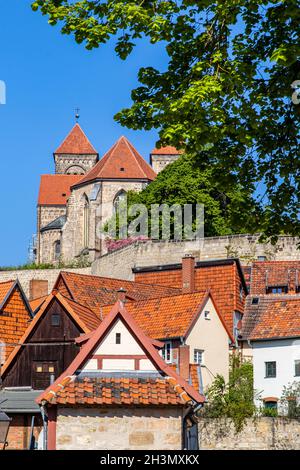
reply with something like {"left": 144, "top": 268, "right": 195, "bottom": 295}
{"left": 150, "top": 146, "right": 181, "bottom": 174}
{"left": 54, "top": 123, "right": 98, "bottom": 175}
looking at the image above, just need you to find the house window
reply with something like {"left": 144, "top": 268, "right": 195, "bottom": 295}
{"left": 264, "top": 401, "right": 277, "bottom": 410}
{"left": 252, "top": 297, "right": 259, "bottom": 305}
{"left": 83, "top": 197, "right": 90, "bottom": 248}
{"left": 162, "top": 341, "right": 172, "bottom": 363}
{"left": 265, "top": 361, "right": 276, "bottom": 378}
{"left": 204, "top": 310, "right": 210, "bottom": 320}
{"left": 233, "top": 311, "right": 242, "bottom": 342}
{"left": 116, "top": 333, "right": 121, "bottom": 344}
{"left": 51, "top": 313, "right": 60, "bottom": 327}
{"left": 266, "top": 286, "right": 288, "bottom": 294}
{"left": 295, "top": 360, "right": 300, "bottom": 377}
{"left": 194, "top": 349, "right": 204, "bottom": 365}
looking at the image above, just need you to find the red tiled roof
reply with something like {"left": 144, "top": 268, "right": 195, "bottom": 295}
{"left": 151, "top": 146, "right": 182, "bottom": 155}
{"left": 244, "top": 297, "right": 300, "bottom": 340}
{"left": 250, "top": 261, "right": 300, "bottom": 295}
{"left": 103, "top": 292, "right": 209, "bottom": 339}
{"left": 38, "top": 175, "right": 82, "bottom": 206}
{"left": 73, "top": 136, "right": 156, "bottom": 186}
{"left": 54, "top": 271, "right": 181, "bottom": 313}
{"left": 0, "top": 281, "right": 15, "bottom": 306}
{"left": 29, "top": 295, "right": 48, "bottom": 313}
{"left": 55, "top": 123, "right": 98, "bottom": 155}
{"left": 38, "top": 375, "right": 191, "bottom": 406}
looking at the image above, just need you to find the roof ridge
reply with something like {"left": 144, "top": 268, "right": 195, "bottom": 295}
{"left": 54, "top": 123, "right": 98, "bottom": 155}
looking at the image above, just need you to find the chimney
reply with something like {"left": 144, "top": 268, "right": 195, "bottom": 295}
{"left": 179, "top": 344, "right": 190, "bottom": 382}
{"left": 117, "top": 287, "right": 126, "bottom": 302}
{"left": 29, "top": 279, "right": 49, "bottom": 301}
{"left": 182, "top": 254, "right": 195, "bottom": 294}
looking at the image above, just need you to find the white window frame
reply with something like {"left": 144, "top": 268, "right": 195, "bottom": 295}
{"left": 162, "top": 341, "right": 173, "bottom": 363}
{"left": 194, "top": 349, "right": 204, "bottom": 365}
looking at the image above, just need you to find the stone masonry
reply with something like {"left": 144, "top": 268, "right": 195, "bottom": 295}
{"left": 92, "top": 235, "right": 300, "bottom": 280}
{"left": 56, "top": 407, "right": 182, "bottom": 450}
{"left": 199, "top": 417, "right": 300, "bottom": 450}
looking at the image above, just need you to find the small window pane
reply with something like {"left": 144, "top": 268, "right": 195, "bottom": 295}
{"left": 194, "top": 349, "right": 204, "bottom": 364}
{"left": 162, "top": 342, "right": 172, "bottom": 363}
{"left": 51, "top": 314, "right": 60, "bottom": 326}
{"left": 295, "top": 360, "right": 300, "bottom": 377}
{"left": 265, "top": 361, "right": 276, "bottom": 378}
{"left": 36, "top": 366, "right": 42, "bottom": 373}
{"left": 116, "top": 333, "right": 121, "bottom": 344}
{"left": 48, "top": 366, "right": 54, "bottom": 373}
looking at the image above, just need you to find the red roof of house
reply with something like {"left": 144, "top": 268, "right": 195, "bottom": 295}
{"left": 36, "top": 375, "right": 191, "bottom": 407}
{"left": 0, "top": 281, "right": 15, "bottom": 306}
{"left": 55, "top": 123, "right": 98, "bottom": 155}
{"left": 73, "top": 136, "right": 156, "bottom": 186}
{"left": 37, "top": 301, "right": 204, "bottom": 405}
{"left": 54, "top": 271, "right": 181, "bottom": 313}
{"left": 151, "top": 146, "right": 182, "bottom": 155}
{"left": 245, "top": 297, "right": 300, "bottom": 340}
{"left": 250, "top": 261, "right": 300, "bottom": 295}
{"left": 38, "top": 174, "right": 82, "bottom": 206}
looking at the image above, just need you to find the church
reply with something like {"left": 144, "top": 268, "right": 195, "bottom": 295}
{"left": 36, "top": 124, "right": 180, "bottom": 264}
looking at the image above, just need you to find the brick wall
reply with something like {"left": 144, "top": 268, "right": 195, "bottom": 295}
{"left": 0, "top": 267, "right": 91, "bottom": 298}
{"left": 6, "top": 414, "right": 42, "bottom": 450}
{"left": 199, "top": 417, "right": 300, "bottom": 450}
{"left": 56, "top": 407, "right": 182, "bottom": 450}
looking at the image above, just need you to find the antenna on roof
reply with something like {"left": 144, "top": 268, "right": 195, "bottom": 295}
{"left": 75, "top": 107, "right": 80, "bottom": 122}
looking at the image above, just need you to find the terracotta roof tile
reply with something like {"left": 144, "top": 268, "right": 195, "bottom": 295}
{"left": 151, "top": 146, "right": 182, "bottom": 155}
{"left": 0, "top": 281, "right": 14, "bottom": 306}
{"left": 38, "top": 175, "right": 82, "bottom": 206}
{"left": 74, "top": 136, "right": 156, "bottom": 186}
{"left": 102, "top": 292, "right": 209, "bottom": 339}
{"left": 55, "top": 123, "right": 98, "bottom": 155}
{"left": 55, "top": 271, "right": 181, "bottom": 313}
{"left": 249, "top": 261, "right": 300, "bottom": 295}
{"left": 29, "top": 295, "right": 48, "bottom": 313}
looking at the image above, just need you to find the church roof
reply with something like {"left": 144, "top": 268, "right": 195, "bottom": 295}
{"left": 151, "top": 145, "right": 182, "bottom": 155}
{"left": 54, "top": 123, "right": 98, "bottom": 155}
{"left": 73, "top": 136, "right": 156, "bottom": 187}
{"left": 38, "top": 174, "right": 82, "bottom": 206}
{"left": 40, "top": 215, "right": 66, "bottom": 232}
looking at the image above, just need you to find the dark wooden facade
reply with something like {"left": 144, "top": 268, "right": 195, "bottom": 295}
{"left": 2, "top": 298, "right": 82, "bottom": 390}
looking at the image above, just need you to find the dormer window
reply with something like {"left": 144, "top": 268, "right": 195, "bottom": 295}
{"left": 266, "top": 286, "right": 288, "bottom": 294}
{"left": 116, "top": 333, "right": 121, "bottom": 344}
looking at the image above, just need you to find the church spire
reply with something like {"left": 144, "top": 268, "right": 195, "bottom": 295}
{"left": 55, "top": 123, "right": 97, "bottom": 155}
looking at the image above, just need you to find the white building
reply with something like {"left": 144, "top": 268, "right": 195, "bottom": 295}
{"left": 242, "top": 297, "right": 300, "bottom": 412}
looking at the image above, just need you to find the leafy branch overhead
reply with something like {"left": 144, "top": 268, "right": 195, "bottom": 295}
{"left": 32, "top": 1, "right": 300, "bottom": 238}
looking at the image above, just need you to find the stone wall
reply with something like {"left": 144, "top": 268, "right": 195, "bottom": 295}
{"left": 54, "top": 153, "right": 98, "bottom": 175}
{"left": 56, "top": 407, "right": 182, "bottom": 450}
{"left": 0, "top": 267, "right": 91, "bottom": 298}
{"left": 199, "top": 417, "right": 300, "bottom": 450}
{"left": 92, "top": 235, "right": 300, "bottom": 280}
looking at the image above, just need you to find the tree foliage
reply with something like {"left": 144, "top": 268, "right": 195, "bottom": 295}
{"left": 115, "top": 153, "right": 264, "bottom": 238}
{"left": 202, "top": 355, "right": 256, "bottom": 432}
{"left": 32, "top": 1, "right": 300, "bottom": 238}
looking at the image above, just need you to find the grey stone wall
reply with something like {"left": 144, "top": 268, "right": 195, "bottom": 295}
{"left": 199, "top": 417, "right": 300, "bottom": 450}
{"left": 151, "top": 154, "right": 180, "bottom": 174}
{"left": 54, "top": 154, "right": 98, "bottom": 175}
{"left": 92, "top": 235, "right": 300, "bottom": 280}
{"left": 56, "top": 407, "right": 182, "bottom": 450}
{"left": 0, "top": 267, "right": 91, "bottom": 298}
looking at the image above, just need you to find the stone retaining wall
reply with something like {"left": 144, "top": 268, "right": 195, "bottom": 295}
{"left": 199, "top": 417, "right": 300, "bottom": 450}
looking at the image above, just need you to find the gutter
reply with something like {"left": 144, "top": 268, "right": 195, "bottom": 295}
{"left": 40, "top": 404, "right": 48, "bottom": 451}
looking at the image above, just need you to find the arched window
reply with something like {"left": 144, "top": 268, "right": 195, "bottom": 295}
{"left": 113, "top": 190, "right": 127, "bottom": 213}
{"left": 83, "top": 195, "right": 90, "bottom": 248}
{"left": 66, "top": 165, "right": 85, "bottom": 175}
{"left": 54, "top": 240, "right": 61, "bottom": 261}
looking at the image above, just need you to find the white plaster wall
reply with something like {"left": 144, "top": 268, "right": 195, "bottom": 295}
{"left": 185, "top": 298, "right": 230, "bottom": 390}
{"left": 253, "top": 338, "right": 300, "bottom": 404}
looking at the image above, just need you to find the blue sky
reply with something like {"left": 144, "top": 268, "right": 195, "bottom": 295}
{"left": 0, "top": 1, "right": 167, "bottom": 266}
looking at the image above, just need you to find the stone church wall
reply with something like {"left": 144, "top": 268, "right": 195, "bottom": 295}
{"left": 54, "top": 153, "right": 98, "bottom": 175}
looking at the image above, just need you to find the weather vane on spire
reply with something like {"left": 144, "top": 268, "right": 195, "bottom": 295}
{"left": 75, "top": 107, "right": 80, "bottom": 122}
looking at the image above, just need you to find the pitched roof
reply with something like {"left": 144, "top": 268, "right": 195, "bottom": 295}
{"left": 40, "top": 215, "right": 66, "bottom": 233}
{"left": 249, "top": 260, "right": 300, "bottom": 295}
{"left": 37, "top": 301, "right": 204, "bottom": 405}
{"left": 151, "top": 146, "right": 182, "bottom": 155}
{"left": 54, "top": 271, "right": 181, "bottom": 313}
{"left": 38, "top": 175, "right": 82, "bottom": 206}
{"left": 73, "top": 136, "right": 156, "bottom": 186}
{"left": 29, "top": 295, "right": 48, "bottom": 314}
{"left": 0, "top": 280, "right": 15, "bottom": 307}
{"left": 100, "top": 291, "right": 232, "bottom": 341}
{"left": 1, "top": 292, "right": 99, "bottom": 377}
{"left": 37, "top": 375, "right": 192, "bottom": 407}
{"left": 242, "top": 295, "right": 300, "bottom": 340}
{"left": 55, "top": 123, "right": 98, "bottom": 155}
